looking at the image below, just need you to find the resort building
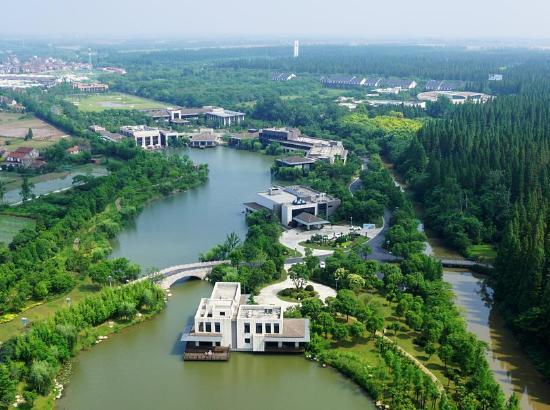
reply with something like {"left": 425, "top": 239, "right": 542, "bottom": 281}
{"left": 119, "top": 125, "right": 175, "bottom": 149}
{"left": 244, "top": 185, "right": 340, "bottom": 228}
{"left": 259, "top": 127, "right": 348, "bottom": 163}
{"left": 321, "top": 75, "right": 366, "bottom": 88}
{"left": 275, "top": 156, "right": 315, "bottom": 171}
{"left": 424, "top": 79, "right": 466, "bottom": 91}
{"left": 181, "top": 282, "right": 310, "bottom": 359}
{"left": 188, "top": 132, "right": 218, "bottom": 148}
{"left": 205, "top": 108, "right": 246, "bottom": 127}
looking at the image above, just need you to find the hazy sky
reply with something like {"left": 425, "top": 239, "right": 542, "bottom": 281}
{"left": 3, "top": 0, "right": 550, "bottom": 40}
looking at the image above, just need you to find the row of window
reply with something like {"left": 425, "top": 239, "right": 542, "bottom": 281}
{"left": 198, "top": 322, "right": 221, "bottom": 333}
{"left": 243, "top": 322, "right": 280, "bottom": 334}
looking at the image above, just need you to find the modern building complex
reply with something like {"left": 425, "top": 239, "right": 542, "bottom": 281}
{"left": 119, "top": 125, "right": 176, "bottom": 149}
{"left": 417, "top": 91, "right": 493, "bottom": 104}
{"left": 244, "top": 185, "right": 340, "bottom": 228}
{"left": 181, "top": 282, "right": 310, "bottom": 359}
{"left": 259, "top": 127, "right": 347, "bottom": 163}
{"left": 321, "top": 75, "right": 366, "bottom": 88}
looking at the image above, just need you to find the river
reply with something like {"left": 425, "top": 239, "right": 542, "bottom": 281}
{"left": 57, "top": 147, "right": 375, "bottom": 410}
{"left": 445, "top": 271, "right": 550, "bottom": 410}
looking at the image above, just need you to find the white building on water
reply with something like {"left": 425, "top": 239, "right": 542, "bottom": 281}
{"left": 181, "top": 282, "right": 309, "bottom": 360}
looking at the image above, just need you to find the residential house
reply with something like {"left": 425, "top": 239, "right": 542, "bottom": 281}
{"left": 271, "top": 72, "right": 297, "bottom": 81}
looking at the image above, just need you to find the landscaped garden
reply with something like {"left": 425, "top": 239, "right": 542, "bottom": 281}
{"left": 277, "top": 285, "right": 318, "bottom": 302}
{"left": 300, "top": 231, "right": 367, "bottom": 251}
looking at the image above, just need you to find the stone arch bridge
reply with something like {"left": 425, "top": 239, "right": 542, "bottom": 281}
{"left": 137, "top": 260, "right": 230, "bottom": 289}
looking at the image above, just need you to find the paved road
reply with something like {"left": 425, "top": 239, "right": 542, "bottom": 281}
{"left": 256, "top": 277, "right": 336, "bottom": 309}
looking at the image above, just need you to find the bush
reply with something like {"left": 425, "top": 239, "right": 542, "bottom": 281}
{"left": 305, "top": 284, "right": 314, "bottom": 292}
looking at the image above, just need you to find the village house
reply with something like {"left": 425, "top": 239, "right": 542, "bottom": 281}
{"left": 5, "top": 146, "right": 39, "bottom": 168}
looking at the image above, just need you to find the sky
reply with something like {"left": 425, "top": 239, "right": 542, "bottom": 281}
{"left": 3, "top": 0, "right": 550, "bottom": 40}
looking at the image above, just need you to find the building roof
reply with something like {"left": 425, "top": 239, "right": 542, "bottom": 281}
{"left": 14, "top": 146, "right": 35, "bottom": 154}
{"left": 7, "top": 151, "right": 29, "bottom": 159}
{"left": 293, "top": 212, "right": 328, "bottom": 225}
{"left": 190, "top": 133, "right": 217, "bottom": 142}
{"left": 276, "top": 156, "right": 315, "bottom": 165}
{"left": 206, "top": 109, "right": 245, "bottom": 118}
{"left": 265, "top": 319, "right": 308, "bottom": 338}
{"left": 243, "top": 202, "right": 270, "bottom": 212}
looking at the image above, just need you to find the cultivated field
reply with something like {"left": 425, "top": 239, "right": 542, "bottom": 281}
{"left": 66, "top": 92, "right": 167, "bottom": 112}
{"left": 0, "top": 214, "right": 35, "bottom": 245}
{"left": 0, "top": 112, "right": 67, "bottom": 150}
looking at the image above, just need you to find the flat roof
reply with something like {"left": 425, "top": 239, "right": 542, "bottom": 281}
{"left": 293, "top": 212, "right": 328, "bottom": 225}
{"left": 276, "top": 156, "right": 315, "bottom": 165}
{"left": 238, "top": 305, "right": 282, "bottom": 319}
{"left": 243, "top": 202, "right": 270, "bottom": 212}
{"left": 265, "top": 319, "right": 309, "bottom": 338}
{"left": 257, "top": 189, "right": 297, "bottom": 205}
{"left": 211, "top": 282, "right": 240, "bottom": 301}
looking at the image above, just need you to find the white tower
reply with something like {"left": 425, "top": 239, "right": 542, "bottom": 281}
{"left": 88, "top": 48, "right": 93, "bottom": 69}
{"left": 293, "top": 40, "right": 299, "bottom": 58}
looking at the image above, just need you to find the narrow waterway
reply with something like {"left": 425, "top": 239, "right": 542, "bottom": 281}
{"left": 3, "top": 164, "right": 108, "bottom": 205}
{"left": 58, "top": 147, "right": 375, "bottom": 410}
{"left": 445, "top": 271, "right": 550, "bottom": 410}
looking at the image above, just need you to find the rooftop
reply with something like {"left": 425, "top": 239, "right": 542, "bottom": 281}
{"left": 238, "top": 305, "right": 282, "bottom": 320}
{"left": 265, "top": 319, "right": 309, "bottom": 338}
{"left": 276, "top": 156, "right": 315, "bottom": 165}
{"left": 293, "top": 212, "right": 328, "bottom": 225}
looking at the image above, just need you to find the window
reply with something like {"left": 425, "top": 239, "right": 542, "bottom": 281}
{"left": 205, "top": 322, "right": 211, "bottom": 332}
{"left": 244, "top": 323, "right": 250, "bottom": 333}
{"left": 220, "top": 311, "right": 225, "bottom": 316}
{"left": 274, "top": 324, "right": 280, "bottom": 334}
{"left": 198, "top": 322, "right": 204, "bottom": 332}
{"left": 244, "top": 338, "right": 250, "bottom": 344}
{"left": 207, "top": 312, "right": 212, "bottom": 318}
{"left": 215, "top": 322, "right": 221, "bottom": 333}
{"left": 265, "top": 323, "right": 272, "bottom": 334}
{"left": 256, "top": 323, "right": 263, "bottom": 334}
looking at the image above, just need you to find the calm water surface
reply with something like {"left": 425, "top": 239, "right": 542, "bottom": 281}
{"left": 58, "top": 147, "right": 375, "bottom": 410}
{"left": 445, "top": 271, "right": 550, "bottom": 410}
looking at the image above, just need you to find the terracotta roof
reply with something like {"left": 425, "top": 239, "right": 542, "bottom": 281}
{"left": 15, "top": 146, "right": 34, "bottom": 154}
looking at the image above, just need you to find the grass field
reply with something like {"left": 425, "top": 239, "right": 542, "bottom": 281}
{"left": 466, "top": 244, "right": 497, "bottom": 262}
{"left": 0, "top": 214, "right": 35, "bottom": 244}
{"left": 0, "top": 112, "right": 67, "bottom": 150}
{"left": 0, "top": 280, "right": 99, "bottom": 342}
{"left": 66, "top": 92, "right": 167, "bottom": 112}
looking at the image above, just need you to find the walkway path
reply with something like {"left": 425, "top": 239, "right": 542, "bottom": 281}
{"left": 256, "top": 276, "right": 336, "bottom": 310}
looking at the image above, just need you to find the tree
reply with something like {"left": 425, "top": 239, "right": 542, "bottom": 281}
{"left": 347, "top": 273, "right": 366, "bottom": 292}
{"left": 20, "top": 177, "right": 34, "bottom": 202}
{"left": 349, "top": 321, "right": 366, "bottom": 339}
{"left": 116, "top": 300, "right": 137, "bottom": 320}
{"left": 0, "top": 180, "right": 6, "bottom": 204}
{"left": 28, "top": 361, "right": 57, "bottom": 395}
{"left": 365, "top": 312, "right": 384, "bottom": 339}
{"left": 289, "top": 263, "right": 310, "bottom": 290}
{"left": 300, "top": 298, "right": 322, "bottom": 320}
{"left": 331, "top": 322, "right": 349, "bottom": 341}
{"left": 24, "top": 128, "right": 33, "bottom": 141}
{"left": 0, "top": 364, "right": 16, "bottom": 409}
{"left": 334, "top": 289, "right": 358, "bottom": 321}
{"left": 317, "top": 312, "right": 335, "bottom": 337}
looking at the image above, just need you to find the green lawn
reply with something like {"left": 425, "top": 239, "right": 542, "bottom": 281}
{"left": 66, "top": 92, "right": 167, "bottom": 112}
{"left": 466, "top": 244, "right": 497, "bottom": 263}
{"left": 0, "top": 214, "right": 35, "bottom": 244}
{"left": 0, "top": 280, "right": 99, "bottom": 342}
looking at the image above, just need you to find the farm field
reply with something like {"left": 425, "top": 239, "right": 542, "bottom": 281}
{"left": 0, "top": 112, "right": 67, "bottom": 150}
{"left": 66, "top": 92, "right": 168, "bottom": 112}
{"left": 0, "top": 213, "right": 35, "bottom": 244}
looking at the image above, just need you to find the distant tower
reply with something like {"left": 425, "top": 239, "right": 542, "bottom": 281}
{"left": 293, "top": 40, "right": 299, "bottom": 58}
{"left": 88, "top": 48, "right": 92, "bottom": 69}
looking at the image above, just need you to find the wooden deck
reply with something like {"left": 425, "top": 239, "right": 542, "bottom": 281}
{"left": 183, "top": 346, "right": 230, "bottom": 361}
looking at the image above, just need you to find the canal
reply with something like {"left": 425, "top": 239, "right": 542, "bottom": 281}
{"left": 57, "top": 147, "right": 375, "bottom": 410}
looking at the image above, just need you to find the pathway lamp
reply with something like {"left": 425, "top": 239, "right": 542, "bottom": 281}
{"left": 66, "top": 297, "right": 71, "bottom": 307}
{"left": 108, "top": 275, "right": 113, "bottom": 288}
{"left": 21, "top": 317, "right": 28, "bottom": 328}
{"left": 335, "top": 277, "right": 339, "bottom": 292}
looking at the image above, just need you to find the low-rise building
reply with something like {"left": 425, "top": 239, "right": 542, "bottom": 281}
{"left": 188, "top": 132, "right": 218, "bottom": 148}
{"left": 5, "top": 146, "right": 39, "bottom": 168}
{"left": 321, "top": 75, "right": 366, "bottom": 88}
{"left": 275, "top": 156, "right": 315, "bottom": 171}
{"left": 245, "top": 185, "right": 340, "bottom": 227}
{"left": 272, "top": 72, "right": 297, "bottom": 81}
{"left": 489, "top": 74, "right": 503, "bottom": 81}
{"left": 181, "top": 282, "right": 310, "bottom": 357}
{"left": 119, "top": 125, "right": 174, "bottom": 149}
{"left": 424, "top": 79, "right": 466, "bottom": 91}
{"left": 71, "top": 81, "right": 109, "bottom": 92}
{"left": 260, "top": 127, "right": 347, "bottom": 163}
{"left": 205, "top": 108, "right": 246, "bottom": 127}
